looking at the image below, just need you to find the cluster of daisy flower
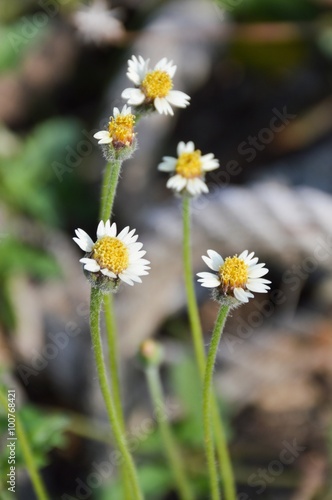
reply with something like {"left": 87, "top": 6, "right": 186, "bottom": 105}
{"left": 74, "top": 54, "right": 270, "bottom": 306}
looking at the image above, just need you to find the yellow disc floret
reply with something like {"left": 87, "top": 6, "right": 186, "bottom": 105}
{"left": 141, "top": 70, "right": 173, "bottom": 99}
{"left": 92, "top": 236, "right": 129, "bottom": 275}
{"left": 219, "top": 256, "right": 248, "bottom": 289}
{"left": 175, "top": 151, "right": 202, "bottom": 179}
{"left": 108, "top": 113, "right": 135, "bottom": 147}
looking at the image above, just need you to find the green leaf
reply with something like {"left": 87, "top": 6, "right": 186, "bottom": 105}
{"left": 170, "top": 357, "right": 204, "bottom": 446}
{"left": 0, "top": 237, "right": 60, "bottom": 279}
{"left": 0, "top": 405, "right": 70, "bottom": 471}
{"left": 0, "top": 118, "right": 81, "bottom": 224}
{"left": 100, "top": 464, "right": 173, "bottom": 500}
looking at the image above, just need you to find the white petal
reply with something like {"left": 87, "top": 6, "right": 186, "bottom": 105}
{"left": 166, "top": 90, "right": 190, "bottom": 108}
{"left": 247, "top": 278, "right": 271, "bottom": 285}
{"left": 247, "top": 257, "right": 259, "bottom": 266}
{"left": 167, "top": 174, "right": 187, "bottom": 192}
{"left": 248, "top": 267, "right": 269, "bottom": 278}
{"left": 73, "top": 229, "right": 94, "bottom": 252}
{"left": 233, "top": 287, "right": 250, "bottom": 303}
{"left": 246, "top": 282, "right": 270, "bottom": 293}
{"left": 105, "top": 220, "right": 117, "bottom": 238}
{"left": 182, "top": 141, "right": 195, "bottom": 153}
{"left": 80, "top": 258, "right": 100, "bottom": 272}
{"left": 93, "top": 131, "right": 109, "bottom": 139}
{"left": 101, "top": 268, "right": 117, "bottom": 278}
{"left": 197, "top": 272, "right": 221, "bottom": 288}
{"left": 118, "top": 273, "right": 134, "bottom": 286}
{"left": 158, "top": 157, "right": 177, "bottom": 172}
{"left": 121, "top": 270, "right": 142, "bottom": 283}
{"left": 127, "top": 55, "right": 149, "bottom": 84}
{"left": 238, "top": 250, "right": 249, "bottom": 260}
{"left": 154, "top": 97, "right": 174, "bottom": 115}
{"left": 96, "top": 220, "right": 106, "bottom": 239}
{"left": 117, "top": 226, "right": 130, "bottom": 240}
{"left": 207, "top": 250, "right": 224, "bottom": 270}
{"left": 121, "top": 229, "right": 137, "bottom": 244}
{"left": 98, "top": 137, "right": 112, "bottom": 145}
{"left": 201, "top": 157, "right": 219, "bottom": 171}
{"left": 155, "top": 58, "right": 176, "bottom": 78}
{"left": 121, "top": 88, "right": 145, "bottom": 105}
{"left": 186, "top": 178, "right": 206, "bottom": 196}
{"left": 121, "top": 104, "right": 131, "bottom": 115}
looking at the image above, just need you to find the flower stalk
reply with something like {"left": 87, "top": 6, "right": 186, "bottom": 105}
{"left": 145, "top": 365, "right": 194, "bottom": 500}
{"left": 182, "top": 195, "right": 237, "bottom": 500}
{"left": 103, "top": 292, "right": 124, "bottom": 428}
{"left": 99, "top": 159, "right": 122, "bottom": 223}
{"left": 90, "top": 287, "right": 143, "bottom": 499}
{"left": 203, "top": 305, "right": 230, "bottom": 500}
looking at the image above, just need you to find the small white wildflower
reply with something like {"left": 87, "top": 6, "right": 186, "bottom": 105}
{"left": 73, "top": 220, "right": 150, "bottom": 291}
{"left": 93, "top": 105, "right": 136, "bottom": 160}
{"left": 158, "top": 141, "right": 219, "bottom": 196}
{"left": 121, "top": 55, "right": 190, "bottom": 116}
{"left": 72, "top": 0, "right": 125, "bottom": 45}
{"left": 197, "top": 250, "right": 271, "bottom": 305}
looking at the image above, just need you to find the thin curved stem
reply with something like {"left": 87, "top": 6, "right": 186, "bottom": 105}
{"left": 103, "top": 293, "right": 132, "bottom": 500}
{"left": 182, "top": 196, "right": 205, "bottom": 376}
{"left": 99, "top": 159, "right": 122, "bottom": 223}
{"left": 145, "top": 367, "right": 194, "bottom": 500}
{"left": 90, "top": 288, "right": 143, "bottom": 500}
{"left": 103, "top": 293, "right": 124, "bottom": 428}
{"left": 182, "top": 195, "right": 236, "bottom": 500}
{"left": 203, "top": 305, "right": 230, "bottom": 500}
{"left": 0, "top": 389, "right": 49, "bottom": 500}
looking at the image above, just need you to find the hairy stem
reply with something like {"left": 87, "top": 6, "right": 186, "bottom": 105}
{"left": 203, "top": 305, "right": 230, "bottom": 500}
{"left": 145, "top": 367, "right": 194, "bottom": 500}
{"left": 182, "top": 195, "right": 236, "bottom": 500}
{"left": 90, "top": 288, "right": 143, "bottom": 500}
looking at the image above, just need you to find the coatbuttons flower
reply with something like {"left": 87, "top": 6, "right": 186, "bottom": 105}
{"left": 72, "top": 0, "right": 125, "bottom": 45}
{"left": 158, "top": 141, "right": 219, "bottom": 196}
{"left": 197, "top": 250, "right": 271, "bottom": 305}
{"left": 93, "top": 105, "right": 136, "bottom": 160}
{"left": 73, "top": 220, "right": 150, "bottom": 291}
{"left": 121, "top": 55, "right": 190, "bottom": 116}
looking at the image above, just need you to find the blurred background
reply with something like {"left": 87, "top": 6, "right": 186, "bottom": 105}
{"left": 1, "top": 0, "right": 332, "bottom": 498}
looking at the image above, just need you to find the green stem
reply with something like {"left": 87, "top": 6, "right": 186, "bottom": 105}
{"left": 182, "top": 196, "right": 205, "bottom": 376}
{"left": 99, "top": 159, "right": 122, "bottom": 222}
{"left": 203, "top": 305, "right": 230, "bottom": 500}
{"left": 103, "top": 293, "right": 132, "bottom": 500}
{"left": 182, "top": 195, "right": 236, "bottom": 500}
{"left": 145, "top": 367, "right": 194, "bottom": 500}
{"left": 103, "top": 293, "right": 124, "bottom": 428}
{"left": 90, "top": 288, "right": 143, "bottom": 500}
{"left": 0, "top": 389, "right": 49, "bottom": 500}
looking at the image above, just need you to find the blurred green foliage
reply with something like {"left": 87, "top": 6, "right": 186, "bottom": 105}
{"left": 0, "top": 119, "right": 81, "bottom": 224}
{"left": 0, "top": 401, "right": 70, "bottom": 490}
{"left": 218, "top": 0, "right": 320, "bottom": 21}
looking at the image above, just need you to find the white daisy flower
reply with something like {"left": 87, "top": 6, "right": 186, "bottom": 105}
{"left": 72, "top": 0, "right": 125, "bottom": 45}
{"left": 73, "top": 220, "right": 150, "bottom": 289}
{"left": 121, "top": 55, "right": 190, "bottom": 116}
{"left": 197, "top": 250, "right": 271, "bottom": 304}
{"left": 158, "top": 141, "right": 219, "bottom": 196}
{"left": 93, "top": 105, "right": 135, "bottom": 148}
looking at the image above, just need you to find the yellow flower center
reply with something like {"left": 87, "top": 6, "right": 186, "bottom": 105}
{"left": 108, "top": 113, "right": 135, "bottom": 147}
{"left": 219, "top": 256, "right": 248, "bottom": 289}
{"left": 141, "top": 70, "right": 173, "bottom": 99}
{"left": 175, "top": 151, "right": 202, "bottom": 179}
{"left": 92, "top": 236, "right": 129, "bottom": 275}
